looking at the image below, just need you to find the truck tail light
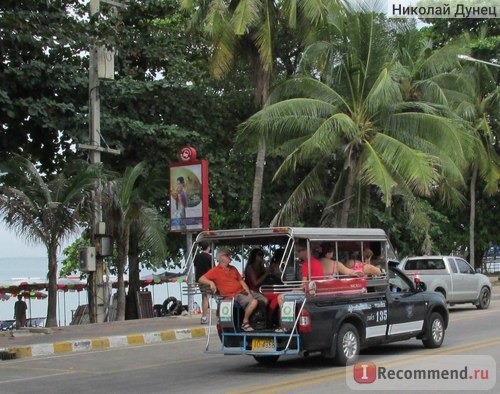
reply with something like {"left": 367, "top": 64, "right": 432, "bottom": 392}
{"left": 298, "top": 308, "right": 312, "bottom": 333}
{"left": 413, "top": 271, "right": 421, "bottom": 284}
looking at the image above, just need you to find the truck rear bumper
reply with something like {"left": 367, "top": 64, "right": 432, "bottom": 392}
{"left": 207, "top": 331, "right": 301, "bottom": 356}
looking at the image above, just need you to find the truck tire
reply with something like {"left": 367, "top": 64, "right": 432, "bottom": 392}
{"left": 422, "top": 312, "right": 445, "bottom": 348}
{"left": 335, "top": 323, "right": 360, "bottom": 366}
{"left": 476, "top": 286, "right": 491, "bottom": 310}
{"left": 253, "top": 355, "right": 280, "bottom": 365}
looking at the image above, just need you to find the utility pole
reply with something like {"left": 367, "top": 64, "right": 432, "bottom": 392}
{"left": 78, "top": 0, "right": 123, "bottom": 323}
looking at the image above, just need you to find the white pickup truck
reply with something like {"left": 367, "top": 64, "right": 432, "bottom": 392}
{"left": 399, "top": 255, "right": 491, "bottom": 309}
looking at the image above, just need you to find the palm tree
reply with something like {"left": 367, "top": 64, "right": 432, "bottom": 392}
{"left": 181, "top": 0, "right": 333, "bottom": 227}
{"left": 433, "top": 61, "right": 500, "bottom": 266}
{"left": 0, "top": 155, "right": 97, "bottom": 327}
{"left": 240, "top": 9, "right": 473, "bottom": 232}
{"left": 101, "top": 162, "right": 168, "bottom": 321}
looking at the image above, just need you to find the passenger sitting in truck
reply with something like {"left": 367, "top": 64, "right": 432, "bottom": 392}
{"left": 262, "top": 248, "right": 284, "bottom": 286}
{"left": 244, "top": 248, "right": 270, "bottom": 291}
{"left": 199, "top": 248, "right": 267, "bottom": 332}
{"left": 319, "top": 243, "right": 364, "bottom": 277}
{"left": 363, "top": 248, "right": 384, "bottom": 274}
{"left": 261, "top": 248, "right": 285, "bottom": 326}
{"left": 274, "top": 241, "right": 324, "bottom": 331}
{"left": 346, "top": 251, "right": 382, "bottom": 276}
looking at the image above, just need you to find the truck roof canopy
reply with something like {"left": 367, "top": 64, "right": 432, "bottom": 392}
{"left": 195, "top": 227, "right": 388, "bottom": 245}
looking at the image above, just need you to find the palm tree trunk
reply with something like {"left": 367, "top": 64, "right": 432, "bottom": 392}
{"left": 340, "top": 158, "right": 358, "bottom": 228}
{"left": 469, "top": 164, "right": 478, "bottom": 268}
{"left": 126, "top": 229, "right": 140, "bottom": 320}
{"left": 115, "top": 231, "right": 129, "bottom": 321}
{"left": 251, "top": 140, "right": 266, "bottom": 228}
{"left": 46, "top": 246, "right": 58, "bottom": 327}
{"left": 250, "top": 53, "right": 270, "bottom": 228}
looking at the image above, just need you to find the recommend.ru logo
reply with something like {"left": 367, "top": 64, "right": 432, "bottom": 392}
{"left": 346, "top": 355, "right": 496, "bottom": 390}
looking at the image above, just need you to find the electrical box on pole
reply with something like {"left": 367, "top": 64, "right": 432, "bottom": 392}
{"left": 98, "top": 46, "right": 115, "bottom": 80}
{"left": 79, "top": 247, "right": 97, "bottom": 272}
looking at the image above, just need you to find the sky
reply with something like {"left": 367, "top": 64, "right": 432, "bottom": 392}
{"left": 0, "top": 223, "right": 47, "bottom": 258}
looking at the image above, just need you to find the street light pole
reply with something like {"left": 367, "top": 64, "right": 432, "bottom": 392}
{"left": 458, "top": 54, "right": 500, "bottom": 68}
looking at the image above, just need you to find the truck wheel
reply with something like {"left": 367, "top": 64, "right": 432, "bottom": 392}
{"left": 335, "top": 323, "right": 360, "bottom": 366}
{"left": 476, "top": 287, "right": 490, "bottom": 310}
{"left": 253, "top": 355, "right": 279, "bottom": 365}
{"left": 422, "top": 312, "right": 445, "bottom": 348}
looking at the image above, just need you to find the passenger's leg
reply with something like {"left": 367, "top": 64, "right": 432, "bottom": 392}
{"left": 243, "top": 299, "right": 258, "bottom": 323}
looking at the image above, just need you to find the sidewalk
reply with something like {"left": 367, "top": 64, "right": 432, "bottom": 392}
{"left": 0, "top": 312, "right": 215, "bottom": 360}
{"left": 2, "top": 280, "right": 499, "bottom": 361}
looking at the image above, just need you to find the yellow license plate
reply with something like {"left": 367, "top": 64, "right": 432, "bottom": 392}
{"left": 251, "top": 338, "right": 274, "bottom": 352}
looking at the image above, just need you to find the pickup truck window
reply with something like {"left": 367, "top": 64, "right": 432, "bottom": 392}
{"left": 449, "top": 259, "right": 458, "bottom": 273}
{"left": 454, "top": 258, "right": 474, "bottom": 274}
{"left": 405, "top": 259, "right": 445, "bottom": 270}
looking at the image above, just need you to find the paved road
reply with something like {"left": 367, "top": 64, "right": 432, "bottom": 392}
{"left": 0, "top": 302, "right": 498, "bottom": 394}
{"left": 1, "top": 281, "right": 498, "bottom": 360}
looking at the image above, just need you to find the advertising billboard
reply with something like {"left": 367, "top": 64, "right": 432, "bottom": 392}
{"left": 169, "top": 159, "right": 209, "bottom": 232}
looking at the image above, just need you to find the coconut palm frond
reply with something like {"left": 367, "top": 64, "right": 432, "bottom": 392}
{"left": 120, "top": 162, "right": 146, "bottom": 208}
{"left": 359, "top": 140, "right": 397, "bottom": 207}
{"left": 267, "top": 77, "right": 348, "bottom": 108}
{"left": 417, "top": 42, "right": 466, "bottom": 79}
{"left": 387, "top": 112, "right": 474, "bottom": 163}
{"left": 370, "top": 133, "right": 440, "bottom": 197}
{"left": 242, "top": 98, "right": 337, "bottom": 142}
{"left": 137, "top": 207, "right": 170, "bottom": 257}
{"left": 455, "top": 101, "right": 477, "bottom": 122}
{"left": 412, "top": 79, "right": 449, "bottom": 106}
{"left": 232, "top": 0, "right": 262, "bottom": 35}
{"left": 253, "top": 15, "right": 273, "bottom": 72}
{"left": 297, "top": 41, "right": 334, "bottom": 75}
{"left": 270, "top": 163, "right": 325, "bottom": 225}
{"left": 365, "top": 68, "right": 402, "bottom": 115}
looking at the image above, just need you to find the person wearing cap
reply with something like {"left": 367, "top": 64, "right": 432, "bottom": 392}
{"left": 199, "top": 248, "right": 267, "bottom": 332}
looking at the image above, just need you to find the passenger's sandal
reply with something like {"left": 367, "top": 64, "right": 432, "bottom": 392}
{"left": 241, "top": 322, "right": 254, "bottom": 332}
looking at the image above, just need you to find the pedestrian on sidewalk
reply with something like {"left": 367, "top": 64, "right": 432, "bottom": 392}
{"left": 194, "top": 241, "right": 213, "bottom": 324}
{"left": 14, "top": 295, "right": 27, "bottom": 329}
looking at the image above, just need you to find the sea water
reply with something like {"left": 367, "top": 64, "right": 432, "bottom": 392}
{"left": 0, "top": 257, "right": 195, "bottom": 326}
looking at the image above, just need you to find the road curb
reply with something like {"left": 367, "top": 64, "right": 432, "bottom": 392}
{"left": 1, "top": 326, "right": 211, "bottom": 360}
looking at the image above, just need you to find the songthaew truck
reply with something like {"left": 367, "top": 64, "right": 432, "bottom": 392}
{"left": 185, "top": 227, "right": 449, "bottom": 366}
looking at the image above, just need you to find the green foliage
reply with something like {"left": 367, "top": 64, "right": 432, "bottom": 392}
{"left": 60, "top": 236, "right": 91, "bottom": 278}
{"left": 240, "top": 11, "right": 470, "bottom": 235}
{"left": 0, "top": 0, "right": 89, "bottom": 173}
{"left": 2, "top": 0, "right": 499, "bottom": 281}
{"left": 0, "top": 155, "right": 99, "bottom": 326}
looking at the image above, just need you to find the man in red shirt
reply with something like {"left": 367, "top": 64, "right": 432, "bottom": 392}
{"left": 199, "top": 248, "right": 266, "bottom": 332}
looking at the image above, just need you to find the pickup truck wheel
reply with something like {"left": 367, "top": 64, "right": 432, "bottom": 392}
{"left": 253, "top": 355, "right": 279, "bottom": 365}
{"left": 422, "top": 312, "right": 444, "bottom": 348}
{"left": 476, "top": 286, "right": 491, "bottom": 310}
{"left": 335, "top": 323, "right": 360, "bottom": 366}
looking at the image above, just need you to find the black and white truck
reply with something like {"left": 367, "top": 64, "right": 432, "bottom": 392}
{"left": 187, "top": 227, "right": 449, "bottom": 366}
